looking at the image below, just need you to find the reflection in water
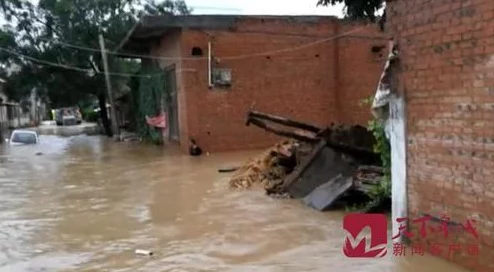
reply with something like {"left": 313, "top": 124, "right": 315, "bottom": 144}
{"left": 0, "top": 135, "right": 468, "bottom": 271}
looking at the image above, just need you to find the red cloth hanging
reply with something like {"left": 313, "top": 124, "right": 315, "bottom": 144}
{"left": 145, "top": 112, "right": 167, "bottom": 128}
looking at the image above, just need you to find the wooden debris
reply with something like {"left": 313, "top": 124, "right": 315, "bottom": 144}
{"left": 228, "top": 139, "right": 298, "bottom": 189}
{"left": 358, "top": 165, "right": 385, "bottom": 174}
{"left": 229, "top": 109, "right": 387, "bottom": 211}
{"left": 246, "top": 118, "right": 318, "bottom": 143}
{"left": 218, "top": 166, "right": 240, "bottom": 173}
{"left": 354, "top": 165, "right": 385, "bottom": 186}
{"left": 247, "top": 111, "right": 321, "bottom": 133}
{"left": 245, "top": 110, "right": 380, "bottom": 164}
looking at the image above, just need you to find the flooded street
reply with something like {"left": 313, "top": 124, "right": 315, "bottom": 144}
{"left": 0, "top": 135, "right": 469, "bottom": 272}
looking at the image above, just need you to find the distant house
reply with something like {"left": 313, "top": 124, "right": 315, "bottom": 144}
{"left": 117, "top": 15, "right": 387, "bottom": 153}
{"left": 0, "top": 78, "right": 33, "bottom": 131}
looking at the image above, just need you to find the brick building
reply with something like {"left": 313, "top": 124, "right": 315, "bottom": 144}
{"left": 118, "top": 15, "right": 387, "bottom": 153}
{"left": 385, "top": 0, "right": 494, "bottom": 271}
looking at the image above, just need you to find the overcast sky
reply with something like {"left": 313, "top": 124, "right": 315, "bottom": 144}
{"left": 185, "top": 0, "right": 344, "bottom": 16}
{"left": 1, "top": 0, "right": 344, "bottom": 21}
{"left": 0, "top": 0, "right": 344, "bottom": 32}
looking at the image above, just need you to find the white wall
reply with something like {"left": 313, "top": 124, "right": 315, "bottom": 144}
{"left": 388, "top": 93, "right": 407, "bottom": 243}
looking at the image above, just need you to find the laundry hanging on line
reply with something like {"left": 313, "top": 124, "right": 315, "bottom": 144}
{"left": 145, "top": 112, "right": 167, "bottom": 128}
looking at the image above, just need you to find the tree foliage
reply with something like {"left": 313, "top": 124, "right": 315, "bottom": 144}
{"left": 358, "top": 95, "right": 391, "bottom": 211}
{"left": 317, "top": 0, "right": 384, "bottom": 21}
{"left": 144, "top": 0, "right": 192, "bottom": 15}
{"left": 0, "top": 0, "right": 190, "bottom": 135}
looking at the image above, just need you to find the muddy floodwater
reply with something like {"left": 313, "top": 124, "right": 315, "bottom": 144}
{"left": 0, "top": 135, "right": 469, "bottom": 271}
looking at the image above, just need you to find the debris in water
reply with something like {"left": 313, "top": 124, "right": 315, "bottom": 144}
{"left": 218, "top": 166, "right": 240, "bottom": 173}
{"left": 118, "top": 131, "right": 141, "bottom": 142}
{"left": 228, "top": 139, "right": 299, "bottom": 190}
{"left": 135, "top": 249, "right": 153, "bottom": 256}
{"left": 227, "top": 109, "right": 388, "bottom": 211}
{"left": 35, "top": 152, "right": 43, "bottom": 156}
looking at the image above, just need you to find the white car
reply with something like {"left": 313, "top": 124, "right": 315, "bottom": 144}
{"left": 8, "top": 130, "right": 39, "bottom": 145}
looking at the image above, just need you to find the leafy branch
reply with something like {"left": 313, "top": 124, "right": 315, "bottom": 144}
{"left": 360, "top": 95, "right": 391, "bottom": 207}
{"left": 316, "top": 0, "right": 384, "bottom": 21}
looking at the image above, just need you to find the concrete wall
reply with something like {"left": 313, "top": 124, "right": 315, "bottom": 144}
{"left": 387, "top": 0, "right": 494, "bottom": 270}
{"left": 151, "top": 17, "right": 387, "bottom": 153}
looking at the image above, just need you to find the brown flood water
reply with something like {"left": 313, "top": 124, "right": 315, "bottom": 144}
{"left": 0, "top": 135, "right": 469, "bottom": 272}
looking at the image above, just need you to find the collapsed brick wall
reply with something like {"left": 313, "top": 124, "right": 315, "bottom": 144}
{"left": 387, "top": 0, "right": 494, "bottom": 270}
{"left": 170, "top": 17, "right": 387, "bottom": 153}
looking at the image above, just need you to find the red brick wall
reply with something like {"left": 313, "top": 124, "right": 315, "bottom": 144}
{"left": 387, "top": 0, "right": 494, "bottom": 271}
{"left": 171, "top": 17, "right": 386, "bottom": 153}
{"left": 338, "top": 22, "right": 389, "bottom": 124}
{"left": 180, "top": 18, "right": 338, "bottom": 153}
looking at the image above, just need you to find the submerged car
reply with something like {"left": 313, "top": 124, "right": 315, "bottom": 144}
{"left": 8, "top": 130, "right": 39, "bottom": 145}
{"left": 55, "top": 107, "right": 82, "bottom": 126}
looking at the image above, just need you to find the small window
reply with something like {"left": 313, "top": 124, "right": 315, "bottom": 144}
{"left": 191, "top": 47, "right": 203, "bottom": 56}
{"left": 371, "top": 45, "right": 386, "bottom": 62}
{"left": 371, "top": 45, "right": 385, "bottom": 53}
{"left": 211, "top": 68, "right": 232, "bottom": 87}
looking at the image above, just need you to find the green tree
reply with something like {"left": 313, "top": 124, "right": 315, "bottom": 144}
{"left": 144, "top": 0, "right": 192, "bottom": 15}
{"left": 316, "top": 0, "right": 384, "bottom": 21}
{"left": 0, "top": 0, "right": 190, "bottom": 136}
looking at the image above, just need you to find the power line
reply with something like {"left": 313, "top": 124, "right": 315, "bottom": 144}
{"left": 0, "top": 47, "right": 194, "bottom": 78}
{"left": 31, "top": 26, "right": 365, "bottom": 61}
{"left": 220, "top": 27, "right": 365, "bottom": 60}
{"left": 0, "top": 26, "right": 365, "bottom": 78}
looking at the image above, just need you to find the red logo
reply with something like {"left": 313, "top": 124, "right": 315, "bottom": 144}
{"left": 343, "top": 213, "right": 388, "bottom": 258}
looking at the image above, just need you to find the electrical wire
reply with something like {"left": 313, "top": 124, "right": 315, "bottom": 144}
{"left": 0, "top": 26, "right": 365, "bottom": 77}
{"left": 32, "top": 26, "right": 365, "bottom": 61}
{"left": 221, "top": 27, "right": 365, "bottom": 60}
{"left": 0, "top": 47, "right": 195, "bottom": 77}
{"left": 2, "top": 4, "right": 366, "bottom": 61}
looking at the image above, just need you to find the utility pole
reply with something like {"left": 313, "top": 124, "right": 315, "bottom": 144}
{"left": 98, "top": 34, "right": 119, "bottom": 139}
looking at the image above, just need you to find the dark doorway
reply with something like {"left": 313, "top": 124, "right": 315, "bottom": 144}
{"left": 164, "top": 65, "right": 179, "bottom": 141}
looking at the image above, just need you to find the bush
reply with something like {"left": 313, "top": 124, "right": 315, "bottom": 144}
{"left": 360, "top": 96, "right": 392, "bottom": 211}
{"left": 83, "top": 110, "right": 99, "bottom": 122}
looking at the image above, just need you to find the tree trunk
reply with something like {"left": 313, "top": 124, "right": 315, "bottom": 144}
{"left": 98, "top": 93, "right": 113, "bottom": 137}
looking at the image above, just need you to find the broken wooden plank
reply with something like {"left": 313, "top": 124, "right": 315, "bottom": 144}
{"left": 357, "top": 177, "right": 383, "bottom": 184}
{"left": 358, "top": 165, "right": 385, "bottom": 174}
{"left": 324, "top": 141, "right": 380, "bottom": 165}
{"left": 353, "top": 183, "right": 377, "bottom": 194}
{"left": 247, "top": 110, "right": 321, "bottom": 133}
{"left": 246, "top": 118, "right": 319, "bottom": 143}
{"left": 245, "top": 111, "right": 380, "bottom": 164}
{"left": 247, "top": 117, "right": 379, "bottom": 162}
{"left": 302, "top": 175, "right": 354, "bottom": 211}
